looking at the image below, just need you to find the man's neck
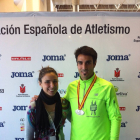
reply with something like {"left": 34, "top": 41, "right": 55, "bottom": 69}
{"left": 81, "top": 72, "right": 94, "bottom": 81}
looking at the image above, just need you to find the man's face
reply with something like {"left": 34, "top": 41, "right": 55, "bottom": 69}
{"left": 77, "top": 54, "right": 96, "bottom": 80}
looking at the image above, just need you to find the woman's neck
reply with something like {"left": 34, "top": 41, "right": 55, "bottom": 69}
{"left": 43, "top": 102, "right": 56, "bottom": 112}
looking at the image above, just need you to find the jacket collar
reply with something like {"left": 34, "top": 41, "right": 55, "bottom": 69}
{"left": 79, "top": 72, "right": 95, "bottom": 84}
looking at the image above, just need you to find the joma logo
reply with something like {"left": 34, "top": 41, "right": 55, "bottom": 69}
{"left": 106, "top": 54, "right": 131, "bottom": 61}
{"left": 13, "top": 106, "right": 28, "bottom": 111}
{"left": 11, "top": 71, "right": 34, "bottom": 78}
{"left": 0, "top": 121, "right": 5, "bottom": 127}
{"left": 42, "top": 54, "right": 66, "bottom": 61}
{"left": 136, "top": 106, "right": 140, "bottom": 112}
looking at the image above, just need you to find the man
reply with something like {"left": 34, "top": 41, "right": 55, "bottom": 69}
{"left": 31, "top": 46, "right": 121, "bottom": 140}
{"left": 64, "top": 46, "right": 121, "bottom": 140}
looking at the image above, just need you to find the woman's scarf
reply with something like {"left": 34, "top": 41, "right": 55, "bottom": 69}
{"left": 35, "top": 89, "right": 62, "bottom": 140}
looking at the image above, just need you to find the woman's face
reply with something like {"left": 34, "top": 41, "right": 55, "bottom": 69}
{"left": 39, "top": 72, "right": 58, "bottom": 96}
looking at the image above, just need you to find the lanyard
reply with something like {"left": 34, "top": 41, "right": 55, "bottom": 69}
{"left": 46, "top": 109, "right": 61, "bottom": 134}
{"left": 45, "top": 109, "right": 56, "bottom": 134}
{"left": 77, "top": 75, "right": 97, "bottom": 110}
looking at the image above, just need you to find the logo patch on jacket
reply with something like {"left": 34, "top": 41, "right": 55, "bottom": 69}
{"left": 90, "top": 101, "right": 97, "bottom": 115}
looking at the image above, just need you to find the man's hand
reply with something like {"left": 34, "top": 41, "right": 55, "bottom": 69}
{"left": 30, "top": 95, "right": 39, "bottom": 103}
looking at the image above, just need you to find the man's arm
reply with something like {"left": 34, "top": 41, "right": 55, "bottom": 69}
{"left": 106, "top": 84, "right": 122, "bottom": 140}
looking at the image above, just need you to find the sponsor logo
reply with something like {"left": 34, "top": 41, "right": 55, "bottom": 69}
{"left": 135, "top": 138, "right": 140, "bottom": 140}
{"left": 20, "top": 126, "right": 24, "bottom": 131}
{"left": 20, "top": 84, "right": 25, "bottom": 93}
{"left": 11, "top": 57, "right": 31, "bottom": 61}
{"left": 121, "top": 121, "right": 127, "bottom": 127}
{"left": 42, "top": 54, "right": 66, "bottom": 61}
{"left": 114, "top": 86, "right": 127, "bottom": 97}
{"left": 119, "top": 107, "right": 126, "bottom": 111}
{"left": 20, "top": 118, "right": 25, "bottom": 131}
{"left": 138, "top": 72, "right": 140, "bottom": 78}
{"left": 134, "top": 36, "right": 140, "bottom": 42}
{"left": 74, "top": 72, "right": 80, "bottom": 78}
{"left": 11, "top": 71, "right": 34, "bottom": 78}
{"left": 16, "top": 84, "right": 30, "bottom": 97}
{"left": 0, "top": 89, "right": 4, "bottom": 93}
{"left": 58, "top": 89, "right": 66, "bottom": 94}
{"left": 114, "top": 68, "right": 120, "bottom": 77}
{"left": 136, "top": 106, "right": 140, "bottom": 112}
{"left": 74, "top": 71, "right": 98, "bottom": 78}
{"left": 116, "top": 92, "right": 127, "bottom": 97}
{"left": 110, "top": 68, "right": 124, "bottom": 81}
{"left": 15, "top": 138, "right": 24, "bottom": 140}
{"left": 0, "top": 107, "right": 2, "bottom": 110}
{"left": 13, "top": 106, "right": 28, "bottom": 111}
{"left": 114, "top": 86, "right": 119, "bottom": 92}
{"left": 20, "top": 118, "right": 25, "bottom": 121}
{"left": 0, "top": 121, "right": 5, "bottom": 127}
{"left": 58, "top": 73, "right": 64, "bottom": 77}
{"left": 20, "top": 122, "right": 24, "bottom": 126}
{"left": 106, "top": 54, "right": 131, "bottom": 61}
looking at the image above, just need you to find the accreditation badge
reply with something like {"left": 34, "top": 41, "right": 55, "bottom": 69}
{"left": 49, "top": 136, "right": 56, "bottom": 140}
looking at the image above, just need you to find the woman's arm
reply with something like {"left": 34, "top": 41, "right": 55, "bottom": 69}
{"left": 25, "top": 102, "right": 36, "bottom": 140}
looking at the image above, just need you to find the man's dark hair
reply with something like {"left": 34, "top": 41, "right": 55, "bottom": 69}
{"left": 74, "top": 46, "right": 97, "bottom": 64}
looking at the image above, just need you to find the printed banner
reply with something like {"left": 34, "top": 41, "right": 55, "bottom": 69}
{"left": 0, "top": 12, "right": 140, "bottom": 140}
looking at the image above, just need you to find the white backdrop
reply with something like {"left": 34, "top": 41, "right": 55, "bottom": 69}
{"left": 0, "top": 12, "right": 140, "bottom": 140}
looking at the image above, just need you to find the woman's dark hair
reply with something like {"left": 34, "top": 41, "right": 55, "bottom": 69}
{"left": 74, "top": 46, "right": 97, "bottom": 64}
{"left": 38, "top": 66, "right": 58, "bottom": 82}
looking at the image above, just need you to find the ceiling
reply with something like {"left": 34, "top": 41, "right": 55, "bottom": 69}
{"left": 52, "top": 0, "right": 140, "bottom": 12}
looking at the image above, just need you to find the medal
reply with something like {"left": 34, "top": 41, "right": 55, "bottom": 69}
{"left": 76, "top": 75, "right": 97, "bottom": 115}
{"left": 75, "top": 109, "right": 84, "bottom": 115}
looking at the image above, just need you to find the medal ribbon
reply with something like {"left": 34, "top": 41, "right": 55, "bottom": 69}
{"left": 77, "top": 75, "right": 97, "bottom": 110}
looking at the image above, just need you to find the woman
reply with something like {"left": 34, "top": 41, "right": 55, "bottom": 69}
{"left": 26, "top": 66, "right": 70, "bottom": 140}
